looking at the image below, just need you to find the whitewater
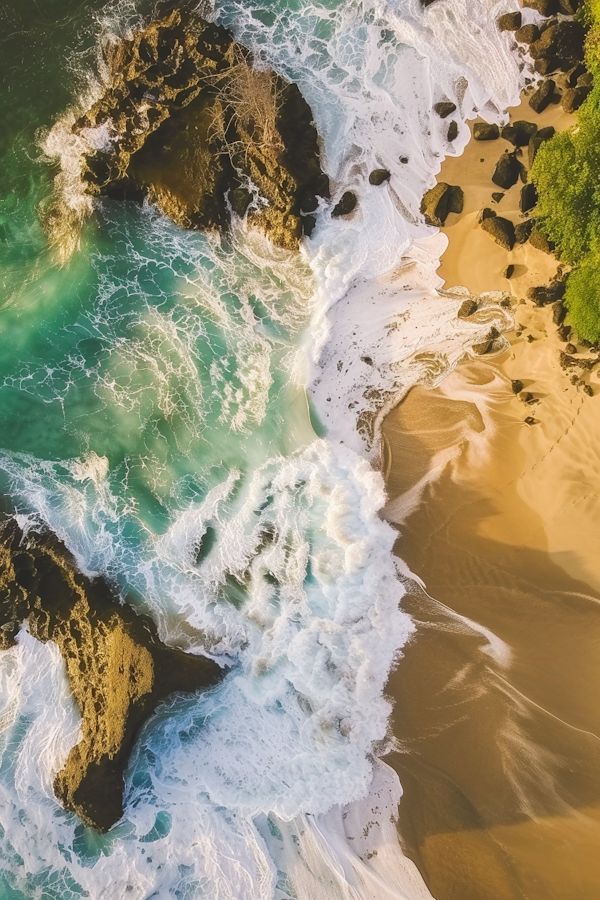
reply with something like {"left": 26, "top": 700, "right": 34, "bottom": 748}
{"left": 0, "top": 0, "right": 523, "bottom": 897}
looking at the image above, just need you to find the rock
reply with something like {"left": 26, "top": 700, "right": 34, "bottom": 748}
{"left": 511, "top": 379, "right": 524, "bottom": 393}
{"left": 565, "top": 342, "right": 577, "bottom": 354}
{"left": 447, "top": 120, "right": 458, "bottom": 142}
{"left": 420, "top": 182, "right": 463, "bottom": 226}
{"left": 302, "top": 214, "right": 316, "bottom": 237}
{"left": 524, "top": 416, "right": 537, "bottom": 426}
{"left": 0, "top": 519, "right": 224, "bottom": 832}
{"left": 562, "top": 85, "right": 591, "bottom": 113}
{"left": 434, "top": 101, "right": 457, "bottom": 118}
{"left": 497, "top": 11, "right": 522, "bottom": 31}
{"left": 534, "top": 58, "right": 560, "bottom": 77}
{"left": 502, "top": 264, "right": 515, "bottom": 278}
{"left": 530, "top": 22, "right": 586, "bottom": 64}
{"left": 515, "top": 219, "right": 535, "bottom": 243}
{"left": 527, "top": 282, "right": 565, "bottom": 305}
{"left": 515, "top": 24, "right": 541, "bottom": 45}
{"left": 529, "top": 79, "right": 556, "bottom": 114}
{"left": 528, "top": 127, "right": 555, "bottom": 165}
{"left": 492, "top": 192, "right": 505, "bottom": 203}
{"left": 67, "top": 10, "right": 328, "bottom": 251}
{"left": 557, "top": 323, "right": 572, "bottom": 341}
{"left": 500, "top": 296, "right": 512, "bottom": 307}
{"left": 520, "top": 391, "right": 535, "bottom": 403}
{"left": 332, "top": 191, "right": 357, "bottom": 217}
{"left": 583, "top": 383, "right": 594, "bottom": 396}
{"left": 559, "top": 63, "right": 586, "bottom": 88}
{"left": 478, "top": 207, "right": 497, "bottom": 224}
{"left": 481, "top": 215, "right": 515, "bottom": 250}
{"left": 529, "top": 229, "right": 556, "bottom": 253}
{"left": 458, "top": 298, "right": 478, "bottom": 318}
{"left": 522, "top": 0, "right": 559, "bottom": 14}
{"left": 577, "top": 72, "right": 594, "bottom": 89}
{"left": 552, "top": 300, "right": 567, "bottom": 324}
{"left": 501, "top": 119, "right": 538, "bottom": 147}
{"left": 520, "top": 182, "right": 538, "bottom": 214}
{"left": 473, "top": 122, "right": 500, "bottom": 141}
{"left": 369, "top": 168, "right": 391, "bottom": 185}
{"left": 492, "top": 151, "right": 523, "bottom": 189}
{"left": 558, "top": 0, "right": 583, "bottom": 14}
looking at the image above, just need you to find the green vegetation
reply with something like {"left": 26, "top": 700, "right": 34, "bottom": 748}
{"left": 530, "top": 0, "right": 600, "bottom": 340}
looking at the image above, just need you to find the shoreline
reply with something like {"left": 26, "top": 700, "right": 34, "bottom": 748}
{"left": 382, "top": 47, "right": 600, "bottom": 900}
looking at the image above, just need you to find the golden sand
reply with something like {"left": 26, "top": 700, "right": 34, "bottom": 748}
{"left": 382, "top": 93, "right": 600, "bottom": 900}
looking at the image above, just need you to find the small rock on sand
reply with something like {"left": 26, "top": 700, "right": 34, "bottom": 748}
{"left": 473, "top": 122, "right": 500, "bottom": 141}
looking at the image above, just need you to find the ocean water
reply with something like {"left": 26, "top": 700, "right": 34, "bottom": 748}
{"left": 0, "top": 1, "right": 521, "bottom": 897}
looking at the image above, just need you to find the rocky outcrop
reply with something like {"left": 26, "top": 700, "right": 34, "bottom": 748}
{"left": 0, "top": 519, "right": 223, "bottom": 832}
{"left": 73, "top": 10, "right": 327, "bottom": 249}
{"left": 420, "top": 182, "right": 463, "bottom": 226}
{"left": 530, "top": 21, "right": 586, "bottom": 65}
{"left": 481, "top": 215, "right": 515, "bottom": 250}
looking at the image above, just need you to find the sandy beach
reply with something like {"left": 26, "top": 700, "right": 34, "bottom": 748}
{"left": 382, "top": 91, "right": 600, "bottom": 900}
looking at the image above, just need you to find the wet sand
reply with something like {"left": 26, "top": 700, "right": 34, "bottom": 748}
{"left": 382, "top": 95, "right": 600, "bottom": 899}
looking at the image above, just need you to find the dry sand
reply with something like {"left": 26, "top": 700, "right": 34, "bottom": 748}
{"left": 382, "top": 92, "right": 600, "bottom": 900}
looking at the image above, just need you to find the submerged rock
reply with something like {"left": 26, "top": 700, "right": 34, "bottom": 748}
{"left": 71, "top": 10, "right": 327, "bottom": 250}
{"left": 0, "top": 519, "right": 223, "bottom": 832}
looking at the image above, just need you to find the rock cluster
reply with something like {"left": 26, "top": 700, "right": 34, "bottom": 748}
{"left": 73, "top": 10, "right": 328, "bottom": 249}
{"left": 0, "top": 518, "right": 223, "bottom": 832}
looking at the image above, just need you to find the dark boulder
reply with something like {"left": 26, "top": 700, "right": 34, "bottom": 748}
{"left": 501, "top": 119, "right": 538, "bottom": 147}
{"left": 332, "top": 191, "right": 357, "bottom": 217}
{"left": 302, "top": 214, "right": 316, "bottom": 237}
{"left": 369, "top": 168, "right": 391, "bottom": 185}
{"left": 481, "top": 215, "right": 515, "bottom": 250}
{"left": 497, "top": 11, "right": 522, "bottom": 31}
{"left": 515, "top": 219, "right": 535, "bottom": 243}
{"left": 527, "top": 282, "right": 565, "bottom": 305}
{"left": 434, "top": 101, "right": 457, "bottom": 119}
{"left": 524, "top": 416, "right": 537, "bottom": 426}
{"left": 534, "top": 58, "right": 560, "bottom": 77}
{"left": 559, "top": 63, "right": 586, "bottom": 89}
{"left": 502, "top": 264, "right": 515, "bottom": 278}
{"left": 529, "top": 79, "right": 556, "bottom": 114}
{"left": 552, "top": 301, "right": 567, "bottom": 324}
{"left": 420, "top": 182, "right": 463, "bottom": 226}
{"left": 577, "top": 72, "right": 594, "bottom": 89}
{"left": 530, "top": 22, "right": 586, "bottom": 64}
{"left": 515, "top": 24, "right": 540, "bottom": 45}
{"left": 557, "top": 323, "right": 572, "bottom": 341}
{"left": 492, "top": 151, "right": 523, "bottom": 189}
{"left": 520, "top": 183, "right": 538, "bottom": 214}
{"left": 473, "top": 122, "right": 500, "bottom": 141}
{"left": 562, "top": 85, "right": 591, "bottom": 113}
{"left": 447, "top": 120, "right": 458, "bottom": 142}
{"left": 492, "top": 192, "right": 505, "bottom": 203}
{"left": 511, "top": 379, "right": 524, "bottom": 393}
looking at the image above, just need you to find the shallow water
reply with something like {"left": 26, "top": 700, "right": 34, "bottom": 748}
{"left": 0, "top": 1, "right": 523, "bottom": 897}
